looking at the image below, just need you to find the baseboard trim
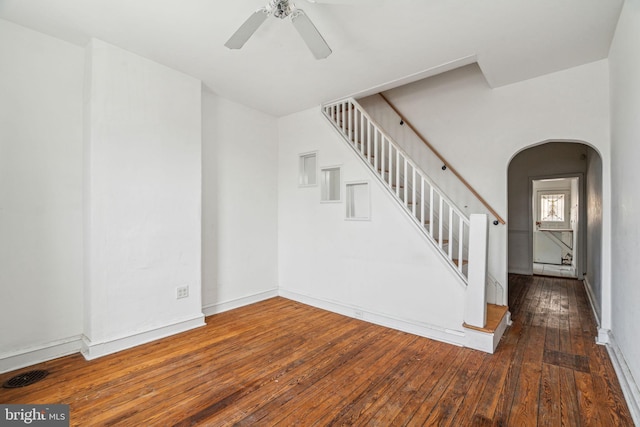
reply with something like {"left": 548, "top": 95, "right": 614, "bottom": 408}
{"left": 202, "top": 289, "right": 279, "bottom": 317}
{"left": 279, "top": 288, "right": 465, "bottom": 347}
{"left": 582, "top": 277, "right": 602, "bottom": 325}
{"left": 603, "top": 330, "right": 640, "bottom": 426}
{"left": 0, "top": 336, "right": 83, "bottom": 374}
{"left": 583, "top": 278, "right": 610, "bottom": 347}
{"left": 2, "top": 290, "right": 279, "bottom": 371}
{"left": 81, "top": 314, "right": 205, "bottom": 360}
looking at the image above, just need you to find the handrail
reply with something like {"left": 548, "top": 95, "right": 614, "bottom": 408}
{"left": 378, "top": 93, "right": 506, "bottom": 225}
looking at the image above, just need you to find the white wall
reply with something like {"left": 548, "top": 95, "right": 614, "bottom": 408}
{"left": 609, "top": 0, "right": 640, "bottom": 421}
{"left": 83, "top": 39, "right": 204, "bottom": 358}
{"left": 201, "top": 90, "right": 279, "bottom": 314}
{"left": 0, "top": 20, "right": 84, "bottom": 370}
{"left": 278, "top": 107, "right": 466, "bottom": 344}
{"left": 380, "top": 61, "right": 611, "bottom": 295}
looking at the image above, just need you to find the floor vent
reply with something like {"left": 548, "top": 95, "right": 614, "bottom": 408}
{"left": 2, "top": 370, "right": 49, "bottom": 388}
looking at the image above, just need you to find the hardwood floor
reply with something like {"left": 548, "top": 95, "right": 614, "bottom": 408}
{"left": 0, "top": 275, "right": 634, "bottom": 426}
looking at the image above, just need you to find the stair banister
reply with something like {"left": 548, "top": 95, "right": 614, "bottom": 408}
{"left": 324, "top": 98, "right": 474, "bottom": 279}
{"left": 338, "top": 98, "right": 472, "bottom": 227}
{"left": 326, "top": 99, "right": 471, "bottom": 230}
{"left": 379, "top": 93, "right": 506, "bottom": 225}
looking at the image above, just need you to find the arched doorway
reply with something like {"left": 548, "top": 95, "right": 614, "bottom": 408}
{"left": 507, "top": 141, "right": 604, "bottom": 318}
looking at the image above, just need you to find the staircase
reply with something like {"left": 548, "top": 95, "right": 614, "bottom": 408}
{"left": 323, "top": 99, "right": 471, "bottom": 280}
{"left": 322, "top": 97, "right": 510, "bottom": 353}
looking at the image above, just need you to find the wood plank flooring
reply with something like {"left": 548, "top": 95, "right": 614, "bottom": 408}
{"left": 0, "top": 275, "right": 634, "bottom": 426}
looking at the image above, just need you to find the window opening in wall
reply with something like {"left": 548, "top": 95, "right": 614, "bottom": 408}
{"left": 540, "top": 194, "right": 565, "bottom": 222}
{"left": 321, "top": 166, "right": 341, "bottom": 202}
{"left": 346, "top": 181, "right": 370, "bottom": 220}
{"left": 299, "top": 152, "right": 317, "bottom": 186}
{"left": 536, "top": 189, "right": 570, "bottom": 230}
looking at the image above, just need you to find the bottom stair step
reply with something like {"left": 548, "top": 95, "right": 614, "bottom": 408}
{"left": 463, "top": 304, "right": 510, "bottom": 354}
{"left": 463, "top": 304, "right": 509, "bottom": 334}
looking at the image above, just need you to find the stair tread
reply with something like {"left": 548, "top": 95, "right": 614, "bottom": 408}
{"left": 356, "top": 151, "right": 376, "bottom": 158}
{"left": 463, "top": 304, "right": 509, "bottom": 333}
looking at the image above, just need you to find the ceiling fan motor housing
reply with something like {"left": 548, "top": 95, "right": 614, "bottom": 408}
{"left": 270, "top": 0, "right": 295, "bottom": 19}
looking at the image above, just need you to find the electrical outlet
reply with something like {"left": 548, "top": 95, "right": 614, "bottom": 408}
{"left": 176, "top": 286, "right": 189, "bottom": 299}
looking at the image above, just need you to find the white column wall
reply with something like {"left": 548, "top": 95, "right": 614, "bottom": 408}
{"left": 609, "top": 0, "right": 640, "bottom": 422}
{"left": 0, "top": 20, "right": 84, "bottom": 371}
{"left": 201, "top": 90, "right": 279, "bottom": 314}
{"left": 83, "top": 39, "right": 203, "bottom": 358}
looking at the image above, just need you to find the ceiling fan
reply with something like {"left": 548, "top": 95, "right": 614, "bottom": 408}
{"left": 224, "top": 0, "right": 332, "bottom": 60}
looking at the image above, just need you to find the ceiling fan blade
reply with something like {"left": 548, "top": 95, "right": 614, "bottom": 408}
{"left": 224, "top": 7, "right": 269, "bottom": 49}
{"left": 291, "top": 9, "right": 332, "bottom": 59}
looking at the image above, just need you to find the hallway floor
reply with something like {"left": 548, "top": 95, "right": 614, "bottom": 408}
{"left": 507, "top": 274, "right": 633, "bottom": 425}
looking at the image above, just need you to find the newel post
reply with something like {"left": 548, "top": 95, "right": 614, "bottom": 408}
{"left": 465, "top": 214, "right": 489, "bottom": 329}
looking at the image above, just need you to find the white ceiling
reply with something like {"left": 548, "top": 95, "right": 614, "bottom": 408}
{"left": 0, "top": 0, "right": 623, "bottom": 117}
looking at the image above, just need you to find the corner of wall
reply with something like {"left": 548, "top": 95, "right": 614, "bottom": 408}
{"left": 0, "top": 337, "right": 83, "bottom": 375}
{"left": 80, "top": 315, "right": 205, "bottom": 361}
